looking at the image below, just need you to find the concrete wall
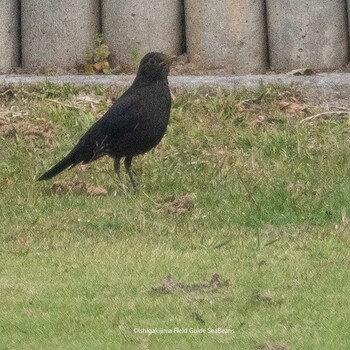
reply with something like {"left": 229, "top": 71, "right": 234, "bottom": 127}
{"left": 21, "top": 0, "right": 99, "bottom": 71}
{"left": 3, "top": 0, "right": 350, "bottom": 73}
{"left": 266, "top": 0, "right": 348, "bottom": 71}
{"left": 185, "top": 0, "right": 268, "bottom": 74}
{"left": 102, "top": 0, "right": 183, "bottom": 67}
{"left": 0, "top": 0, "right": 19, "bottom": 73}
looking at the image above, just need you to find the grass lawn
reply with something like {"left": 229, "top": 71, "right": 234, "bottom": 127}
{"left": 1, "top": 82, "right": 350, "bottom": 349}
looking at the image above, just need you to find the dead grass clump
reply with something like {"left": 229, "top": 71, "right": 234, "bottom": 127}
{"left": 156, "top": 195, "right": 195, "bottom": 214}
{"left": 0, "top": 108, "right": 58, "bottom": 146}
{"left": 151, "top": 273, "right": 231, "bottom": 294}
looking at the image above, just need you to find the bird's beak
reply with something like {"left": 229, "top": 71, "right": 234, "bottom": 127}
{"left": 162, "top": 55, "right": 177, "bottom": 66}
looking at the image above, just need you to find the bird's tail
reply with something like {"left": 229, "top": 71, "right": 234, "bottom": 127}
{"left": 37, "top": 152, "right": 76, "bottom": 181}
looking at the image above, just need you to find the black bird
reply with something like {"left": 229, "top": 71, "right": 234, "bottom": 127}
{"left": 38, "top": 52, "right": 176, "bottom": 189}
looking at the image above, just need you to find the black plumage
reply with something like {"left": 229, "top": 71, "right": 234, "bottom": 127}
{"left": 37, "top": 52, "right": 176, "bottom": 189}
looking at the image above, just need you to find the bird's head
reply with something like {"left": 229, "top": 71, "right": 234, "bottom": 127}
{"left": 136, "top": 52, "right": 177, "bottom": 82}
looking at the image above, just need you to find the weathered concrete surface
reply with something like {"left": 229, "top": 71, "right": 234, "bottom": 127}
{"left": 185, "top": 0, "right": 268, "bottom": 74}
{"left": 102, "top": 0, "right": 183, "bottom": 67}
{"left": 266, "top": 0, "right": 348, "bottom": 71}
{"left": 347, "top": 0, "right": 350, "bottom": 48}
{"left": 0, "top": 0, "right": 19, "bottom": 73}
{"left": 21, "top": 0, "right": 99, "bottom": 71}
{"left": 1, "top": 73, "right": 350, "bottom": 105}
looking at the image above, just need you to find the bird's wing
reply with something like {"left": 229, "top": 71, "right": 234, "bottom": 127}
{"left": 72, "top": 93, "right": 144, "bottom": 163}
{"left": 100, "top": 93, "right": 144, "bottom": 137}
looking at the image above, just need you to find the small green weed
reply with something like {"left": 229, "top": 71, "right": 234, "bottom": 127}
{"left": 85, "top": 33, "right": 111, "bottom": 74}
{"left": 131, "top": 47, "right": 141, "bottom": 68}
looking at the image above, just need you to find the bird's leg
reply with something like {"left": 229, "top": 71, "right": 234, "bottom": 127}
{"left": 114, "top": 157, "right": 122, "bottom": 181}
{"left": 124, "top": 156, "right": 137, "bottom": 191}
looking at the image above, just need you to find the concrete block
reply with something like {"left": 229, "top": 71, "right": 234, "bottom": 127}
{"left": 347, "top": 0, "right": 350, "bottom": 57}
{"left": 266, "top": 0, "right": 348, "bottom": 71}
{"left": 21, "top": 0, "right": 99, "bottom": 71}
{"left": 102, "top": 0, "right": 183, "bottom": 67}
{"left": 184, "top": 0, "right": 268, "bottom": 74}
{"left": 0, "top": 0, "right": 19, "bottom": 73}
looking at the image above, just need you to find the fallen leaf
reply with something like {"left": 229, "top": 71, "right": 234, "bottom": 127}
{"left": 87, "top": 186, "right": 108, "bottom": 196}
{"left": 286, "top": 68, "right": 315, "bottom": 76}
{"left": 237, "top": 103, "right": 245, "bottom": 113}
{"left": 92, "top": 62, "right": 103, "bottom": 72}
{"left": 237, "top": 101, "right": 261, "bottom": 114}
{"left": 248, "top": 115, "right": 266, "bottom": 128}
{"left": 279, "top": 101, "right": 307, "bottom": 113}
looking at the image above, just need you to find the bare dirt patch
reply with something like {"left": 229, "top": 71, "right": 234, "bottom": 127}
{"left": 151, "top": 273, "right": 231, "bottom": 294}
{"left": 49, "top": 180, "right": 107, "bottom": 196}
{"left": 251, "top": 289, "right": 284, "bottom": 307}
{"left": 156, "top": 195, "right": 195, "bottom": 214}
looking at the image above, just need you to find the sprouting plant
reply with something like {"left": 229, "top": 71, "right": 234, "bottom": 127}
{"left": 85, "top": 33, "right": 111, "bottom": 74}
{"left": 131, "top": 47, "right": 141, "bottom": 67}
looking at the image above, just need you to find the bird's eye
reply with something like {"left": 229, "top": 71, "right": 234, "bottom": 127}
{"left": 149, "top": 58, "right": 156, "bottom": 65}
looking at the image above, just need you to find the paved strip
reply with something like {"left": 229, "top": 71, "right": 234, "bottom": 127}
{"left": 1, "top": 73, "right": 350, "bottom": 105}
{"left": 0, "top": 73, "right": 349, "bottom": 89}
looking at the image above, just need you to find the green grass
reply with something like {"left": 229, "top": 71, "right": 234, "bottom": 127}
{"left": 1, "top": 83, "right": 350, "bottom": 349}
